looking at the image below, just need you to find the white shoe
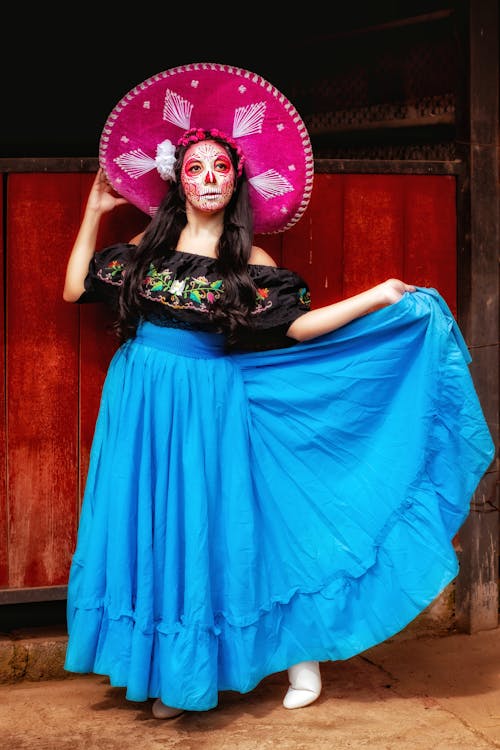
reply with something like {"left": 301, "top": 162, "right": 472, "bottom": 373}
{"left": 152, "top": 698, "right": 185, "bottom": 719}
{"left": 283, "top": 660, "right": 322, "bottom": 709}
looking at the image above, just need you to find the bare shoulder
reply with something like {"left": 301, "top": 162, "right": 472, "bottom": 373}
{"left": 249, "top": 245, "right": 278, "bottom": 267}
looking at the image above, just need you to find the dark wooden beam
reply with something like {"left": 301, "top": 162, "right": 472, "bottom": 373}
{"left": 315, "top": 159, "right": 462, "bottom": 175}
{"left": 0, "top": 586, "right": 67, "bottom": 605}
{"left": 454, "top": 0, "right": 499, "bottom": 633}
{"left": 0, "top": 157, "right": 463, "bottom": 177}
{"left": 0, "top": 158, "right": 99, "bottom": 173}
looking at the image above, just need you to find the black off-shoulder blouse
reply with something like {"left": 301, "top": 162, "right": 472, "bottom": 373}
{"left": 77, "top": 243, "right": 312, "bottom": 351}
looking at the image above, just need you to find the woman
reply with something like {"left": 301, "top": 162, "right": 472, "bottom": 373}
{"left": 62, "top": 65, "right": 494, "bottom": 721}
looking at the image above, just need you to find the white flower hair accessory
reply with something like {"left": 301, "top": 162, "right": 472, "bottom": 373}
{"left": 155, "top": 139, "right": 177, "bottom": 182}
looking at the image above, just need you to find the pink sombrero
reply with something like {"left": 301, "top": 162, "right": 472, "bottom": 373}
{"left": 99, "top": 62, "right": 314, "bottom": 234}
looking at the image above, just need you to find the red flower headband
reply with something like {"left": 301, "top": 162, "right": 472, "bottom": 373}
{"left": 177, "top": 128, "right": 246, "bottom": 178}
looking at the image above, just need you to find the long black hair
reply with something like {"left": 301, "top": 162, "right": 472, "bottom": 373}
{"left": 114, "top": 133, "right": 258, "bottom": 348}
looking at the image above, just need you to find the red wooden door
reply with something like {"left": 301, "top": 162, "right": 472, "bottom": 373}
{"left": 2, "top": 174, "right": 146, "bottom": 593}
{"left": 0, "top": 171, "right": 456, "bottom": 595}
{"left": 280, "top": 174, "right": 456, "bottom": 313}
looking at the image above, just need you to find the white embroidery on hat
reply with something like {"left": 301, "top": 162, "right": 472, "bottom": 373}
{"left": 248, "top": 170, "right": 294, "bottom": 199}
{"left": 114, "top": 149, "right": 157, "bottom": 179}
{"left": 163, "top": 89, "right": 193, "bottom": 130}
{"left": 233, "top": 102, "right": 266, "bottom": 137}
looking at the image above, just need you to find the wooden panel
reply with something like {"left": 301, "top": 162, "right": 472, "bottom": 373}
{"left": 404, "top": 175, "right": 457, "bottom": 314}
{"left": 0, "top": 177, "right": 7, "bottom": 587}
{"left": 78, "top": 175, "right": 148, "bottom": 502}
{"left": 281, "top": 196, "right": 313, "bottom": 297}
{"left": 343, "top": 174, "right": 405, "bottom": 298}
{"left": 282, "top": 173, "right": 457, "bottom": 311}
{"left": 283, "top": 174, "right": 344, "bottom": 308}
{"left": 6, "top": 174, "right": 81, "bottom": 587}
{"left": 455, "top": 0, "right": 499, "bottom": 632}
{"left": 79, "top": 303, "right": 119, "bottom": 504}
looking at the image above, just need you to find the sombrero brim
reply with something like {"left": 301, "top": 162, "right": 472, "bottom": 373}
{"left": 99, "top": 62, "right": 314, "bottom": 234}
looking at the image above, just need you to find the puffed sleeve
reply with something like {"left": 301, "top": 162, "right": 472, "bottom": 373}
{"left": 238, "top": 265, "right": 312, "bottom": 350}
{"left": 76, "top": 243, "right": 136, "bottom": 306}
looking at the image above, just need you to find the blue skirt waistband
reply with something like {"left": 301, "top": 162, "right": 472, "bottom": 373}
{"left": 133, "top": 321, "right": 227, "bottom": 359}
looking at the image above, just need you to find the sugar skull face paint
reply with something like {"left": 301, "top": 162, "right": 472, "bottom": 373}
{"left": 181, "top": 140, "right": 236, "bottom": 213}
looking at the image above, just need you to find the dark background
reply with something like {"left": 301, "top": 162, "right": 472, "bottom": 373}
{"left": 1, "top": 1, "right": 455, "bottom": 158}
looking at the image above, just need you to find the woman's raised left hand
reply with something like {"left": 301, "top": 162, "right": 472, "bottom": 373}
{"left": 376, "top": 278, "right": 417, "bottom": 306}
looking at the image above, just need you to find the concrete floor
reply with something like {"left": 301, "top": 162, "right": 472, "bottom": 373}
{"left": 1, "top": 626, "right": 499, "bottom": 750}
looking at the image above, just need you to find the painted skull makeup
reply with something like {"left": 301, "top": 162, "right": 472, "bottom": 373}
{"left": 181, "top": 140, "right": 236, "bottom": 213}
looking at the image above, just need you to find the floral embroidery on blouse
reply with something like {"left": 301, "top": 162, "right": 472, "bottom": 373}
{"left": 139, "top": 264, "right": 275, "bottom": 315}
{"left": 141, "top": 265, "right": 225, "bottom": 311}
{"left": 97, "top": 259, "right": 125, "bottom": 285}
{"left": 95, "top": 258, "right": 307, "bottom": 315}
{"left": 253, "top": 287, "right": 273, "bottom": 315}
{"left": 298, "top": 287, "right": 311, "bottom": 307}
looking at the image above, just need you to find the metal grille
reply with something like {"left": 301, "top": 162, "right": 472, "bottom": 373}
{"left": 311, "top": 140, "right": 456, "bottom": 160}
{"left": 283, "top": 14, "right": 458, "bottom": 160}
{"left": 305, "top": 93, "right": 455, "bottom": 135}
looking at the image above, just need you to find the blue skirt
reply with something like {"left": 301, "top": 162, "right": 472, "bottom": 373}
{"left": 64, "top": 288, "right": 494, "bottom": 711}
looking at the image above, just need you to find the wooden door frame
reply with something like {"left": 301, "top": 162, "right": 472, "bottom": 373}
{"left": 452, "top": 0, "right": 499, "bottom": 632}
{"left": 0, "top": 157, "right": 485, "bottom": 600}
{"left": 1, "top": 17, "right": 498, "bottom": 627}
